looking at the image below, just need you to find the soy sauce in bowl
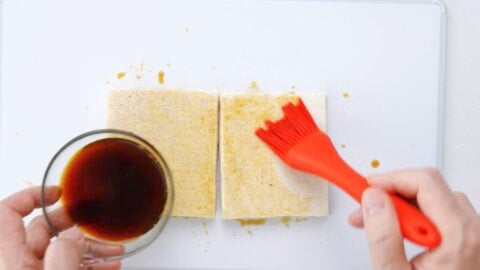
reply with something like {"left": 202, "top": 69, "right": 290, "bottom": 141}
{"left": 61, "top": 138, "right": 167, "bottom": 242}
{"left": 42, "top": 129, "right": 173, "bottom": 262}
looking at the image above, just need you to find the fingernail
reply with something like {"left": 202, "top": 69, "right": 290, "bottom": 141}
{"left": 362, "top": 189, "right": 385, "bottom": 215}
{"left": 53, "top": 187, "right": 62, "bottom": 198}
{"left": 46, "top": 185, "right": 62, "bottom": 198}
{"left": 62, "top": 227, "right": 84, "bottom": 241}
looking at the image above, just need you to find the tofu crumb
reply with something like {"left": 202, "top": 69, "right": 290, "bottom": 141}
{"left": 281, "top": 217, "right": 291, "bottom": 228}
{"left": 116, "top": 72, "right": 126, "bottom": 80}
{"left": 135, "top": 62, "right": 144, "bottom": 80}
{"left": 236, "top": 219, "right": 267, "bottom": 226}
{"left": 158, "top": 71, "right": 165, "bottom": 84}
{"left": 202, "top": 222, "right": 209, "bottom": 235}
{"left": 249, "top": 81, "right": 259, "bottom": 91}
{"left": 23, "top": 180, "right": 34, "bottom": 186}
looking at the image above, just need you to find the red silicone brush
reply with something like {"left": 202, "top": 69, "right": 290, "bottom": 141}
{"left": 255, "top": 98, "right": 441, "bottom": 248}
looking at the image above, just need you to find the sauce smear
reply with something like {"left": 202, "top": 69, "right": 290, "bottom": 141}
{"left": 60, "top": 138, "right": 167, "bottom": 242}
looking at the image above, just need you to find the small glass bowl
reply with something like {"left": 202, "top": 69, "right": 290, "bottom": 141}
{"left": 41, "top": 129, "right": 174, "bottom": 264}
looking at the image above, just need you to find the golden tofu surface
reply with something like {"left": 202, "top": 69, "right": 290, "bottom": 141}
{"left": 107, "top": 89, "right": 218, "bottom": 218}
{"left": 220, "top": 93, "right": 329, "bottom": 219}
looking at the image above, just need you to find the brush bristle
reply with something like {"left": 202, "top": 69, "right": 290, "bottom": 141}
{"left": 255, "top": 98, "right": 320, "bottom": 156}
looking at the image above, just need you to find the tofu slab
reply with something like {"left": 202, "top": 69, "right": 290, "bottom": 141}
{"left": 220, "top": 93, "right": 329, "bottom": 219}
{"left": 107, "top": 89, "right": 218, "bottom": 218}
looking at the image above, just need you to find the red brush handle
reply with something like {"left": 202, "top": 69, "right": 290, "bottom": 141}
{"left": 257, "top": 99, "right": 441, "bottom": 248}
{"left": 286, "top": 133, "right": 442, "bottom": 248}
{"left": 314, "top": 158, "right": 441, "bottom": 248}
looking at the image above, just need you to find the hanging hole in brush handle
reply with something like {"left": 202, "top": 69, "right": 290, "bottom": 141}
{"left": 389, "top": 195, "right": 441, "bottom": 248}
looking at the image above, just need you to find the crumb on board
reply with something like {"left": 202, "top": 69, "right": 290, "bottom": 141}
{"left": 342, "top": 92, "right": 350, "bottom": 98}
{"left": 158, "top": 71, "right": 165, "bottom": 84}
{"left": 192, "top": 230, "right": 197, "bottom": 237}
{"left": 23, "top": 180, "right": 34, "bottom": 186}
{"left": 185, "top": 27, "right": 189, "bottom": 32}
{"left": 249, "top": 81, "right": 259, "bottom": 91}
{"left": 371, "top": 159, "right": 380, "bottom": 168}
{"left": 247, "top": 230, "right": 253, "bottom": 236}
{"left": 116, "top": 72, "right": 126, "bottom": 80}
{"left": 135, "top": 61, "right": 144, "bottom": 80}
{"left": 202, "top": 222, "right": 208, "bottom": 235}
{"left": 295, "top": 217, "right": 308, "bottom": 222}
{"left": 166, "top": 63, "right": 171, "bottom": 67}
{"left": 341, "top": 144, "right": 346, "bottom": 148}
{"left": 291, "top": 85, "right": 296, "bottom": 90}
{"left": 281, "top": 217, "right": 291, "bottom": 228}
{"left": 236, "top": 219, "right": 267, "bottom": 227}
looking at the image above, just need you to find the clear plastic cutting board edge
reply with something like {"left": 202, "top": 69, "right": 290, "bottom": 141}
{"left": 0, "top": 0, "right": 446, "bottom": 269}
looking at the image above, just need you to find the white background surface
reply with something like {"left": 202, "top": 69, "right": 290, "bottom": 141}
{"left": 441, "top": 0, "right": 480, "bottom": 211}
{"left": 1, "top": 0, "right": 478, "bottom": 269}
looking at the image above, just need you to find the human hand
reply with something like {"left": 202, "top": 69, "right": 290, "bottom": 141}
{"left": 0, "top": 186, "right": 124, "bottom": 270}
{"left": 348, "top": 168, "right": 480, "bottom": 270}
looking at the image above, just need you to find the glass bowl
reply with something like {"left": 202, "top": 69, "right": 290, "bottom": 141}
{"left": 41, "top": 129, "right": 174, "bottom": 264}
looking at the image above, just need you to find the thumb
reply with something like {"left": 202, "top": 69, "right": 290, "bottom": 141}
{"left": 362, "top": 188, "right": 410, "bottom": 270}
{"left": 44, "top": 227, "right": 85, "bottom": 270}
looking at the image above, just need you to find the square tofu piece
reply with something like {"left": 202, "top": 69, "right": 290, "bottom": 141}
{"left": 107, "top": 89, "right": 218, "bottom": 218}
{"left": 220, "top": 93, "right": 329, "bottom": 219}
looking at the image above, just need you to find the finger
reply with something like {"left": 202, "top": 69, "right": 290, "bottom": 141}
{"left": 26, "top": 207, "right": 75, "bottom": 258}
{"left": 453, "top": 191, "right": 477, "bottom": 214}
{"left": 348, "top": 208, "right": 364, "bottom": 228}
{"left": 81, "top": 260, "right": 122, "bottom": 270}
{"left": 362, "top": 188, "right": 409, "bottom": 270}
{"left": 0, "top": 186, "right": 61, "bottom": 244}
{"left": 410, "top": 252, "right": 431, "bottom": 270}
{"left": 44, "top": 227, "right": 85, "bottom": 270}
{"left": 367, "top": 168, "right": 459, "bottom": 231}
{"left": 84, "top": 238, "right": 125, "bottom": 258}
{"left": 1, "top": 186, "right": 60, "bottom": 217}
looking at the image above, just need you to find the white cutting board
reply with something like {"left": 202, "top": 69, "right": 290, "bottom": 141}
{"left": 0, "top": 0, "right": 446, "bottom": 269}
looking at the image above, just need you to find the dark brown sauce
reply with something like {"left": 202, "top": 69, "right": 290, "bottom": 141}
{"left": 60, "top": 138, "right": 167, "bottom": 242}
